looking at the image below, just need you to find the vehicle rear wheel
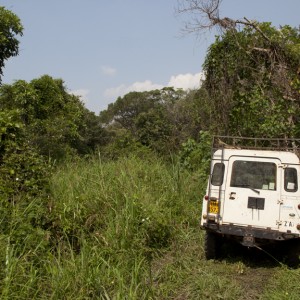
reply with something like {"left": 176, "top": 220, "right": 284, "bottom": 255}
{"left": 285, "top": 240, "right": 300, "bottom": 268}
{"left": 204, "top": 231, "right": 222, "bottom": 260}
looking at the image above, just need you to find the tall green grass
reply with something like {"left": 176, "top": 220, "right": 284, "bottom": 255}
{"left": 45, "top": 154, "right": 201, "bottom": 299}
{"left": 2, "top": 153, "right": 299, "bottom": 299}
{"left": 0, "top": 153, "right": 202, "bottom": 299}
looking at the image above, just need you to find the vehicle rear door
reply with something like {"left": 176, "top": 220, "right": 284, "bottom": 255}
{"left": 222, "top": 156, "right": 281, "bottom": 229}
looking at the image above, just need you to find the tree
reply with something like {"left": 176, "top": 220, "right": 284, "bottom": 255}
{"left": 135, "top": 107, "right": 173, "bottom": 153}
{"left": 177, "top": 0, "right": 300, "bottom": 137}
{"left": 203, "top": 24, "right": 300, "bottom": 137}
{"left": 73, "top": 108, "right": 109, "bottom": 154}
{"left": 0, "top": 6, "right": 23, "bottom": 83}
{"left": 100, "top": 90, "right": 163, "bottom": 132}
{"left": 177, "top": 0, "right": 263, "bottom": 34}
{"left": 0, "top": 75, "right": 108, "bottom": 159}
{"left": 99, "top": 88, "right": 193, "bottom": 154}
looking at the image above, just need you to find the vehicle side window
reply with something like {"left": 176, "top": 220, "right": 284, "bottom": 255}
{"left": 284, "top": 168, "right": 298, "bottom": 192}
{"left": 211, "top": 163, "right": 225, "bottom": 186}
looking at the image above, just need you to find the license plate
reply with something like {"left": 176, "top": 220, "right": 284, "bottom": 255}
{"left": 208, "top": 200, "right": 219, "bottom": 214}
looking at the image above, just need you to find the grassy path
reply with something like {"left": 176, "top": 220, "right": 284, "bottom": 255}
{"left": 148, "top": 225, "right": 300, "bottom": 299}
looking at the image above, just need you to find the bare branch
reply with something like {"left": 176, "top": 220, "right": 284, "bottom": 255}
{"left": 251, "top": 47, "right": 271, "bottom": 53}
{"left": 176, "top": 0, "right": 237, "bottom": 34}
{"left": 176, "top": 0, "right": 273, "bottom": 36}
{"left": 236, "top": 18, "right": 271, "bottom": 42}
{"left": 177, "top": 0, "right": 219, "bottom": 33}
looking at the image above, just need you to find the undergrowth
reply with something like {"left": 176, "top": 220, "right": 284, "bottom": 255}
{"left": 1, "top": 153, "right": 300, "bottom": 299}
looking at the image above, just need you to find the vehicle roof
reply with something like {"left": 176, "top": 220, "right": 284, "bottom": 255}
{"left": 213, "top": 148, "right": 300, "bottom": 164}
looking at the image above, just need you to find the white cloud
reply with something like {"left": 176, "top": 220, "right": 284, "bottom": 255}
{"left": 104, "top": 80, "right": 164, "bottom": 99}
{"left": 104, "top": 84, "right": 127, "bottom": 99}
{"left": 69, "top": 89, "right": 90, "bottom": 104}
{"left": 167, "top": 72, "right": 205, "bottom": 90}
{"left": 101, "top": 66, "right": 117, "bottom": 76}
{"left": 103, "top": 72, "right": 205, "bottom": 101}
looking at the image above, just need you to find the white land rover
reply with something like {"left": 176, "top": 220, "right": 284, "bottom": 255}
{"left": 201, "top": 136, "right": 300, "bottom": 264}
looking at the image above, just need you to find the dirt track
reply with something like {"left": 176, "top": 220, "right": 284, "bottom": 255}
{"left": 225, "top": 245, "right": 282, "bottom": 300}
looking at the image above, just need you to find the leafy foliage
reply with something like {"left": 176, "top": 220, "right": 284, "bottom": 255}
{"left": 0, "top": 110, "right": 22, "bottom": 158}
{"left": 0, "top": 75, "right": 107, "bottom": 160}
{"left": 179, "top": 131, "right": 212, "bottom": 172}
{"left": 0, "top": 6, "right": 23, "bottom": 83}
{"left": 74, "top": 108, "right": 109, "bottom": 154}
{"left": 0, "top": 110, "right": 52, "bottom": 274}
{"left": 203, "top": 23, "right": 300, "bottom": 137}
{"left": 99, "top": 87, "right": 210, "bottom": 155}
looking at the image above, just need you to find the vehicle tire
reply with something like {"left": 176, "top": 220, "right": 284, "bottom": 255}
{"left": 204, "top": 231, "right": 222, "bottom": 260}
{"left": 285, "top": 240, "right": 300, "bottom": 268}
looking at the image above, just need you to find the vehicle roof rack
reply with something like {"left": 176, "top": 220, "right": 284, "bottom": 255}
{"left": 213, "top": 136, "right": 300, "bottom": 153}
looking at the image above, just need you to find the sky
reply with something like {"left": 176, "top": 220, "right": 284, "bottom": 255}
{"left": 1, "top": 0, "right": 300, "bottom": 113}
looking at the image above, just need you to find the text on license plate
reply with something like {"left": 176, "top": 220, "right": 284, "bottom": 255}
{"left": 208, "top": 201, "right": 219, "bottom": 214}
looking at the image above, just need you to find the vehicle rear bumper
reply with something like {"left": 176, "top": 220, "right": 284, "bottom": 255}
{"left": 201, "top": 222, "right": 299, "bottom": 242}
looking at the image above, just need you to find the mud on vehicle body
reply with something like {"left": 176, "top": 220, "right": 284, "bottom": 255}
{"left": 201, "top": 136, "right": 300, "bottom": 265}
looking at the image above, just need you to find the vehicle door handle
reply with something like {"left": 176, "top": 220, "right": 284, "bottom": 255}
{"left": 229, "top": 192, "right": 236, "bottom": 200}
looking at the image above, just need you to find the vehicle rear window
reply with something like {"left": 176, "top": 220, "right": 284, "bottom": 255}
{"left": 211, "top": 163, "right": 225, "bottom": 186}
{"left": 230, "top": 161, "right": 276, "bottom": 190}
{"left": 284, "top": 168, "right": 298, "bottom": 192}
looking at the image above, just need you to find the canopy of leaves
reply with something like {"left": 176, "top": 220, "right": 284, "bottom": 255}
{"left": 0, "top": 75, "right": 107, "bottom": 159}
{"left": 0, "top": 6, "right": 23, "bottom": 82}
{"left": 203, "top": 23, "right": 300, "bottom": 137}
{"left": 99, "top": 88, "right": 209, "bottom": 154}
